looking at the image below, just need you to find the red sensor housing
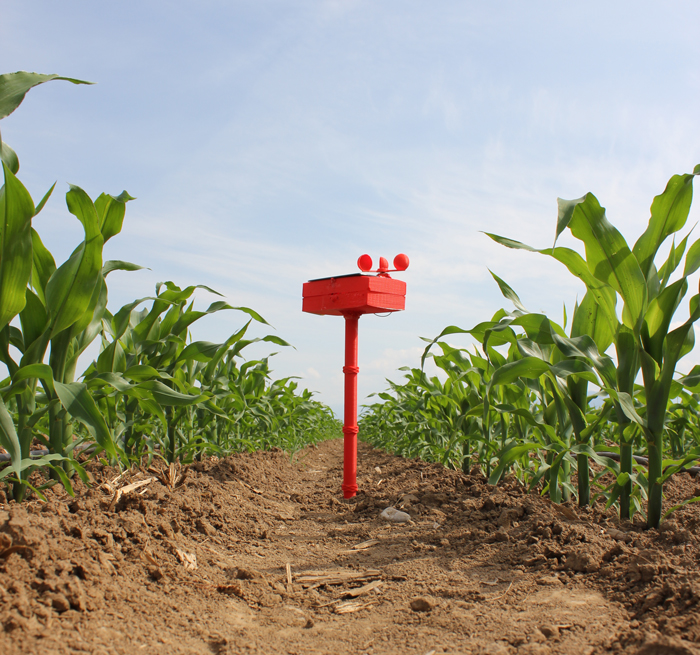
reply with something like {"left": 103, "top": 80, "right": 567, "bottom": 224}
{"left": 302, "top": 254, "right": 409, "bottom": 498}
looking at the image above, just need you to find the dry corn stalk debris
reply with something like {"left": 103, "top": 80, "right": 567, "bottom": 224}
{"left": 340, "top": 539, "right": 380, "bottom": 553}
{"left": 107, "top": 477, "right": 155, "bottom": 510}
{"left": 100, "top": 468, "right": 156, "bottom": 510}
{"left": 101, "top": 470, "right": 130, "bottom": 493}
{"left": 142, "top": 548, "right": 158, "bottom": 567}
{"left": 294, "top": 569, "right": 382, "bottom": 588}
{"left": 334, "top": 599, "right": 379, "bottom": 614}
{"left": 175, "top": 548, "right": 197, "bottom": 570}
{"left": 345, "top": 580, "right": 383, "bottom": 598}
{"left": 147, "top": 461, "right": 188, "bottom": 491}
{"left": 235, "top": 478, "right": 264, "bottom": 495}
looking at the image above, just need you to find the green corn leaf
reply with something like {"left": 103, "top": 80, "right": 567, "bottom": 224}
{"left": 488, "top": 441, "right": 542, "bottom": 485}
{"left": 34, "top": 182, "right": 56, "bottom": 217}
{"left": 0, "top": 452, "right": 74, "bottom": 484}
{"left": 657, "top": 313, "right": 700, "bottom": 414}
{"left": 6, "top": 326, "right": 24, "bottom": 354}
{"left": 550, "top": 248, "right": 619, "bottom": 333}
{"left": 489, "top": 357, "right": 550, "bottom": 389}
{"left": 94, "top": 191, "right": 134, "bottom": 243}
{"left": 202, "top": 322, "right": 253, "bottom": 379}
{"left": 614, "top": 325, "right": 637, "bottom": 399}
{"left": 0, "top": 395, "right": 21, "bottom": 473}
{"left": 606, "top": 389, "right": 647, "bottom": 429}
{"left": 549, "top": 359, "right": 599, "bottom": 384}
{"left": 480, "top": 321, "right": 518, "bottom": 349}
{"left": 88, "top": 372, "right": 133, "bottom": 393}
{"left": 0, "top": 72, "right": 93, "bottom": 120}
{"left": 656, "top": 235, "right": 686, "bottom": 290}
{"left": 683, "top": 236, "right": 700, "bottom": 277}
{"left": 47, "top": 463, "right": 76, "bottom": 497}
{"left": 489, "top": 270, "right": 528, "bottom": 312}
{"left": 261, "top": 335, "right": 291, "bottom": 347}
{"left": 616, "top": 472, "right": 631, "bottom": 487}
{"left": 134, "top": 380, "right": 206, "bottom": 406}
{"left": 484, "top": 234, "right": 619, "bottom": 337}
{"left": 123, "top": 365, "right": 162, "bottom": 382}
{"left": 550, "top": 332, "right": 617, "bottom": 388}
{"left": 45, "top": 186, "right": 104, "bottom": 336}
{"left": 69, "top": 273, "right": 107, "bottom": 344}
{"left": 19, "top": 290, "right": 48, "bottom": 352}
{"left": 53, "top": 380, "right": 116, "bottom": 459}
{"left": 96, "top": 337, "right": 126, "bottom": 374}
{"left": 177, "top": 341, "right": 222, "bottom": 363}
{"left": 132, "top": 284, "right": 217, "bottom": 342}
{"left": 679, "top": 364, "right": 700, "bottom": 388}
{"left": 11, "top": 363, "right": 55, "bottom": 395}
{"left": 0, "top": 141, "right": 18, "bottom": 174}
{"left": 604, "top": 480, "right": 625, "bottom": 510}
{"left": 658, "top": 448, "right": 700, "bottom": 485}
{"left": 641, "top": 278, "right": 688, "bottom": 366}
{"left": 230, "top": 306, "right": 271, "bottom": 326}
{"left": 548, "top": 448, "right": 572, "bottom": 503}
{"left": 483, "top": 233, "right": 540, "bottom": 252}
{"left": 102, "top": 260, "right": 144, "bottom": 276}
{"left": 515, "top": 337, "right": 547, "bottom": 361}
{"left": 633, "top": 169, "right": 699, "bottom": 279}
{"left": 170, "top": 301, "right": 234, "bottom": 336}
{"left": 137, "top": 397, "right": 167, "bottom": 428}
{"left": 511, "top": 313, "right": 567, "bottom": 344}
{"left": 66, "top": 183, "right": 100, "bottom": 235}
{"left": 571, "top": 290, "right": 615, "bottom": 354}
{"left": 30, "top": 228, "right": 56, "bottom": 305}
{"left": 111, "top": 297, "right": 152, "bottom": 340}
{"left": 0, "top": 162, "right": 35, "bottom": 330}
{"left": 566, "top": 193, "right": 647, "bottom": 327}
{"left": 555, "top": 196, "right": 587, "bottom": 245}
{"left": 662, "top": 496, "right": 700, "bottom": 521}
{"left": 486, "top": 345, "right": 506, "bottom": 368}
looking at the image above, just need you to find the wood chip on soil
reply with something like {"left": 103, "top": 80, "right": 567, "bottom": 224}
{"left": 341, "top": 539, "right": 380, "bottom": 553}
{"left": 345, "top": 580, "right": 383, "bottom": 598}
{"left": 334, "top": 599, "right": 378, "bottom": 614}
{"left": 295, "top": 569, "right": 381, "bottom": 587}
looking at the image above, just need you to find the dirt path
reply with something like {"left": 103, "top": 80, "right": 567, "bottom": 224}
{"left": 2, "top": 439, "right": 700, "bottom": 654}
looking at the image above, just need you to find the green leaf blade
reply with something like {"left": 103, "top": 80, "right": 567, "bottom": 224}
{"left": 0, "top": 163, "right": 35, "bottom": 330}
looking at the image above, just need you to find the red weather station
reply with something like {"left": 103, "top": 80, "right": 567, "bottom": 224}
{"left": 302, "top": 254, "right": 409, "bottom": 499}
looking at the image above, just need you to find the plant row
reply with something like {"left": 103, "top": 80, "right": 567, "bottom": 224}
{"left": 0, "top": 72, "right": 339, "bottom": 502}
{"left": 361, "top": 163, "right": 700, "bottom": 529}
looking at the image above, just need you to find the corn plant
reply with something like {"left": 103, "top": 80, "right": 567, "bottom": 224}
{"left": 0, "top": 72, "right": 131, "bottom": 499}
{"left": 365, "top": 168, "right": 700, "bottom": 528}
{"left": 485, "top": 165, "right": 700, "bottom": 527}
{"left": 83, "top": 280, "right": 292, "bottom": 462}
{"left": 1, "top": 70, "right": 341, "bottom": 500}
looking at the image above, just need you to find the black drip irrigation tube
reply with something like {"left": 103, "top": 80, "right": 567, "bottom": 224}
{"left": 596, "top": 451, "right": 700, "bottom": 477}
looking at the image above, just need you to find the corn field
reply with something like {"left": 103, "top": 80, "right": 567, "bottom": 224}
{"left": 361, "top": 164, "right": 700, "bottom": 529}
{"left": 4, "top": 70, "right": 700, "bottom": 533}
{"left": 0, "top": 72, "right": 339, "bottom": 503}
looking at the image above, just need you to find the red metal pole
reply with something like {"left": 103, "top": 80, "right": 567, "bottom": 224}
{"left": 342, "top": 312, "right": 360, "bottom": 498}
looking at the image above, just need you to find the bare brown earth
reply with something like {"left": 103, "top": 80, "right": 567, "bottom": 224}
{"left": 2, "top": 439, "right": 700, "bottom": 655}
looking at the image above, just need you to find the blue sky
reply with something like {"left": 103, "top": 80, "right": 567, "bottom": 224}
{"left": 2, "top": 1, "right": 700, "bottom": 414}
